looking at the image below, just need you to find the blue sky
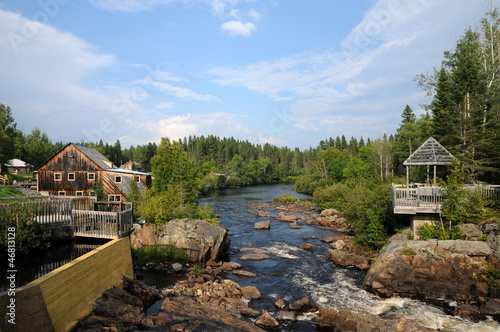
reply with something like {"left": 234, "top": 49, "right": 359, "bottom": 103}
{"left": 0, "top": 0, "right": 494, "bottom": 150}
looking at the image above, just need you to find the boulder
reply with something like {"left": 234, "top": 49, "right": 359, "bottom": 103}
{"left": 241, "top": 286, "right": 261, "bottom": 300}
{"left": 362, "top": 238, "right": 498, "bottom": 317}
{"left": 457, "top": 223, "right": 482, "bottom": 240}
{"left": 290, "top": 223, "right": 301, "bottom": 229}
{"left": 328, "top": 249, "right": 370, "bottom": 270}
{"left": 320, "top": 209, "right": 338, "bottom": 217}
{"left": 156, "top": 218, "right": 230, "bottom": 262}
{"left": 240, "top": 253, "right": 271, "bottom": 261}
{"left": 301, "top": 243, "right": 315, "bottom": 250}
{"left": 280, "top": 215, "right": 298, "bottom": 222}
{"left": 130, "top": 223, "right": 156, "bottom": 249}
{"left": 289, "top": 297, "right": 317, "bottom": 312}
{"left": 333, "top": 239, "right": 345, "bottom": 251}
{"left": 275, "top": 298, "right": 289, "bottom": 310}
{"left": 277, "top": 311, "right": 295, "bottom": 321}
{"left": 255, "top": 311, "right": 280, "bottom": 329}
{"left": 232, "top": 270, "right": 257, "bottom": 277}
{"left": 254, "top": 220, "right": 270, "bottom": 229}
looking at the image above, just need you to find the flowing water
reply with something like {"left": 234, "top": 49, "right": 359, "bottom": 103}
{"left": 197, "top": 183, "right": 500, "bottom": 332}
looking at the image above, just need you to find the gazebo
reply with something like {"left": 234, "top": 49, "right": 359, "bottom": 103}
{"left": 403, "top": 137, "right": 454, "bottom": 187}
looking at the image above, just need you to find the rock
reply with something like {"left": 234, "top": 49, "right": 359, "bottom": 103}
{"left": 240, "top": 306, "right": 261, "bottom": 317}
{"left": 362, "top": 238, "right": 496, "bottom": 317}
{"left": 321, "top": 236, "right": 336, "bottom": 243}
{"left": 130, "top": 223, "right": 157, "bottom": 249}
{"left": 328, "top": 249, "right": 370, "bottom": 270}
{"left": 221, "top": 261, "right": 242, "bottom": 271}
{"left": 457, "top": 223, "right": 482, "bottom": 239}
{"left": 122, "top": 276, "right": 163, "bottom": 307}
{"left": 289, "top": 297, "right": 317, "bottom": 312}
{"left": 232, "top": 270, "right": 257, "bottom": 277}
{"left": 280, "top": 214, "right": 298, "bottom": 222}
{"left": 171, "top": 263, "right": 183, "bottom": 272}
{"left": 239, "top": 249, "right": 271, "bottom": 261}
{"left": 255, "top": 311, "right": 280, "bottom": 329}
{"left": 333, "top": 239, "right": 345, "bottom": 250}
{"left": 144, "top": 296, "right": 265, "bottom": 331}
{"left": 241, "top": 286, "right": 261, "bottom": 300}
{"left": 300, "top": 243, "right": 314, "bottom": 250}
{"left": 290, "top": 223, "right": 301, "bottom": 229}
{"left": 277, "top": 311, "right": 296, "bottom": 321}
{"left": 275, "top": 298, "right": 289, "bottom": 310}
{"left": 315, "top": 306, "right": 436, "bottom": 332}
{"left": 254, "top": 220, "right": 270, "bottom": 229}
{"left": 156, "top": 218, "right": 230, "bottom": 262}
{"left": 320, "top": 208, "right": 338, "bottom": 217}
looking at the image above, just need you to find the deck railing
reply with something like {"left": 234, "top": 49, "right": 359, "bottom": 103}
{"left": 0, "top": 197, "right": 133, "bottom": 239}
{"left": 392, "top": 183, "right": 500, "bottom": 214}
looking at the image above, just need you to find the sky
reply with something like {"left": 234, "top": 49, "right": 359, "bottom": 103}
{"left": 0, "top": 0, "right": 496, "bottom": 150}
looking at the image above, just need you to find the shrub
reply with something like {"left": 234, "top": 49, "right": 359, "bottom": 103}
{"left": 132, "top": 244, "right": 190, "bottom": 265}
{"left": 401, "top": 245, "right": 416, "bottom": 256}
{"left": 272, "top": 193, "right": 300, "bottom": 203}
{"left": 417, "top": 223, "right": 463, "bottom": 240}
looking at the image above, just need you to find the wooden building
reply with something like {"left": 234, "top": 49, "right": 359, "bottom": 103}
{"left": 5, "top": 159, "right": 30, "bottom": 174}
{"left": 36, "top": 143, "right": 151, "bottom": 201}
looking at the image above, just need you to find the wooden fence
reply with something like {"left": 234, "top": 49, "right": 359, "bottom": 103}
{"left": 393, "top": 183, "right": 500, "bottom": 214}
{"left": 0, "top": 197, "right": 133, "bottom": 239}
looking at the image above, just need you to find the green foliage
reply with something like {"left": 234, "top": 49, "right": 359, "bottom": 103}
{"left": 152, "top": 138, "right": 200, "bottom": 203}
{"left": 313, "top": 182, "right": 394, "bottom": 249}
{"left": 417, "top": 223, "right": 463, "bottom": 240}
{"left": 0, "top": 186, "right": 23, "bottom": 198}
{"left": 295, "top": 173, "right": 328, "bottom": 195}
{"left": 131, "top": 244, "right": 190, "bottom": 265}
{"left": 0, "top": 202, "right": 50, "bottom": 254}
{"left": 478, "top": 234, "right": 488, "bottom": 241}
{"left": 479, "top": 266, "right": 500, "bottom": 287}
{"left": 193, "top": 267, "right": 205, "bottom": 276}
{"left": 272, "top": 193, "right": 300, "bottom": 203}
{"left": 135, "top": 187, "right": 219, "bottom": 226}
{"left": 407, "top": 231, "right": 415, "bottom": 240}
{"left": 401, "top": 245, "right": 416, "bottom": 256}
{"left": 22, "top": 128, "right": 56, "bottom": 169}
{"left": 91, "top": 179, "right": 106, "bottom": 201}
{"left": 441, "top": 159, "right": 488, "bottom": 225}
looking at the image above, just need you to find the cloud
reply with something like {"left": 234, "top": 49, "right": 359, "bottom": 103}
{"left": 138, "top": 77, "right": 220, "bottom": 101}
{"left": 155, "top": 102, "right": 176, "bottom": 110}
{"left": 208, "top": 0, "right": 240, "bottom": 16}
{"left": 248, "top": 9, "right": 262, "bottom": 21}
{"left": 88, "top": 0, "right": 178, "bottom": 12}
{"left": 220, "top": 20, "right": 257, "bottom": 37}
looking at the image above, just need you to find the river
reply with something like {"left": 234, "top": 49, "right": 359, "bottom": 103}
{"left": 196, "top": 183, "right": 500, "bottom": 332}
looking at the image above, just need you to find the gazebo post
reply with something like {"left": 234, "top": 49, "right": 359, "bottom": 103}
{"left": 433, "top": 165, "right": 437, "bottom": 187}
{"left": 406, "top": 166, "right": 409, "bottom": 187}
{"left": 427, "top": 165, "right": 430, "bottom": 184}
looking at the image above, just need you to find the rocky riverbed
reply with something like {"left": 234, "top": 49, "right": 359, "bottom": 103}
{"left": 76, "top": 199, "right": 500, "bottom": 331}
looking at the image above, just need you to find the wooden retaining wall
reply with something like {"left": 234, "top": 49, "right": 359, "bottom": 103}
{"left": 0, "top": 237, "right": 133, "bottom": 332}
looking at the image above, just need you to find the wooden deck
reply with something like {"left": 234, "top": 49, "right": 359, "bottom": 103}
{"left": 0, "top": 197, "right": 133, "bottom": 239}
{"left": 392, "top": 184, "right": 500, "bottom": 215}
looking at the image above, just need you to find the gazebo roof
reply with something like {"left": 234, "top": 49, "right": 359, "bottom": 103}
{"left": 403, "top": 137, "right": 454, "bottom": 166}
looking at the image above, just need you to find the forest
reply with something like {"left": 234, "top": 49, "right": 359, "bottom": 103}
{"left": 1, "top": 9, "right": 499, "bottom": 249}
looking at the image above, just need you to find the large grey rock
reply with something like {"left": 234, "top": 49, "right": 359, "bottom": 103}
{"left": 157, "top": 219, "right": 230, "bottom": 262}
{"left": 457, "top": 223, "right": 482, "bottom": 239}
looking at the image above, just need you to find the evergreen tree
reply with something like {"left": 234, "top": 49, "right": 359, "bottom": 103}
{"left": 0, "top": 104, "right": 17, "bottom": 171}
{"left": 401, "top": 104, "right": 416, "bottom": 124}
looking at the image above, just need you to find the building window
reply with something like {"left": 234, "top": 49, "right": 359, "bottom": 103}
{"left": 108, "top": 195, "right": 121, "bottom": 202}
{"left": 134, "top": 175, "right": 140, "bottom": 183}
{"left": 88, "top": 173, "right": 95, "bottom": 181}
{"left": 115, "top": 176, "right": 122, "bottom": 183}
{"left": 58, "top": 191, "right": 66, "bottom": 196}
{"left": 76, "top": 191, "right": 83, "bottom": 197}
{"left": 68, "top": 173, "right": 75, "bottom": 181}
{"left": 54, "top": 173, "right": 62, "bottom": 181}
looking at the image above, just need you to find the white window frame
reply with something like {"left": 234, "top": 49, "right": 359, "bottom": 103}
{"left": 88, "top": 173, "right": 95, "bottom": 181}
{"left": 115, "top": 175, "right": 122, "bottom": 183}
{"left": 54, "top": 173, "right": 62, "bottom": 181}
{"left": 134, "top": 175, "right": 140, "bottom": 183}
{"left": 58, "top": 191, "right": 66, "bottom": 196}
{"left": 76, "top": 191, "right": 83, "bottom": 197}
{"left": 68, "top": 173, "right": 75, "bottom": 181}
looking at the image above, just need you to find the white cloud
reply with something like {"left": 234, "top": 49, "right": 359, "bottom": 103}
{"left": 220, "top": 20, "right": 257, "bottom": 37}
{"left": 248, "top": 9, "right": 262, "bottom": 21}
{"left": 155, "top": 102, "right": 176, "bottom": 110}
{"left": 89, "top": 0, "right": 178, "bottom": 12}
{"left": 208, "top": 0, "right": 240, "bottom": 16}
{"left": 138, "top": 77, "right": 220, "bottom": 101}
{"left": 227, "top": 9, "right": 240, "bottom": 19}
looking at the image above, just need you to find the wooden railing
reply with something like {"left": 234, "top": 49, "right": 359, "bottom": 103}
{"left": 72, "top": 203, "right": 133, "bottom": 239}
{"left": 393, "top": 184, "right": 500, "bottom": 214}
{"left": 0, "top": 197, "right": 133, "bottom": 239}
{"left": 0, "top": 174, "right": 8, "bottom": 185}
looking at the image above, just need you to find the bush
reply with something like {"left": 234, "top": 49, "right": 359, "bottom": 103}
{"left": 417, "top": 223, "right": 463, "bottom": 240}
{"left": 401, "top": 245, "right": 416, "bottom": 256}
{"left": 295, "top": 174, "right": 328, "bottom": 195}
{"left": 272, "top": 193, "right": 300, "bottom": 203}
{"left": 0, "top": 202, "right": 50, "bottom": 254}
{"left": 132, "top": 244, "right": 190, "bottom": 265}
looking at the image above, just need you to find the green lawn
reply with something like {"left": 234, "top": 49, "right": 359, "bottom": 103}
{"left": 0, "top": 186, "right": 24, "bottom": 198}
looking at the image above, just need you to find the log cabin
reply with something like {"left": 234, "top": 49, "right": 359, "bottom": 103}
{"left": 36, "top": 143, "right": 151, "bottom": 201}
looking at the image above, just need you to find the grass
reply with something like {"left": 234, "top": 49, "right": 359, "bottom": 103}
{"left": 0, "top": 186, "right": 24, "bottom": 198}
{"left": 400, "top": 245, "right": 417, "bottom": 256}
{"left": 132, "top": 244, "right": 190, "bottom": 265}
{"left": 272, "top": 193, "right": 301, "bottom": 203}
